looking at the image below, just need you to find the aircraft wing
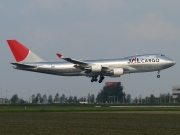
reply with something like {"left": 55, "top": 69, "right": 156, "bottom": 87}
{"left": 56, "top": 54, "right": 135, "bottom": 72}
{"left": 56, "top": 54, "right": 89, "bottom": 67}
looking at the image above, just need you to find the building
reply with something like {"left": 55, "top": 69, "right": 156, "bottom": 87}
{"left": 172, "top": 85, "right": 180, "bottom": 102}
{"left": 105, "top": 82, "right": 121, "bottom": 86}
{"left": 0, "top": 98, "right": 3, "bottom": 104}
{"left": 0, "top": 98, "right": 6, "bottom": 104}
{"left": 29, "top": 96, "right": 32, "bottom": 103}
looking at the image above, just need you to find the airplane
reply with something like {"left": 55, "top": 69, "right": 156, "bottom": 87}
{"left": 7, "top": 40, "right": 176, "bottom": 83}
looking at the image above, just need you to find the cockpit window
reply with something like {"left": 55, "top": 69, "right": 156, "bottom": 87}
{"left": 161, "top": 55, "right": 165, "bottom": 56}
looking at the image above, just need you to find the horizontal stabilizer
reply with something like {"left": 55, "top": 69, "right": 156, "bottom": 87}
{"left": 11, "top": 63, "right": 37, "bottom": 68}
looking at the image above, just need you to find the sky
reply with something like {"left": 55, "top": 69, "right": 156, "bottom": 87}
{"left": 0, "top": 0, "right": 179, "bottom": 100}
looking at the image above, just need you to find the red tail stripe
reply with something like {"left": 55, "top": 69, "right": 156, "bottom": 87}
{"left": 7, "top": 40, "right": 29, "bottom": 62}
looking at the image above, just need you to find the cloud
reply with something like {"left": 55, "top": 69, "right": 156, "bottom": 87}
{"left": 124, "top": 13, "right": 180, "bottom": 41}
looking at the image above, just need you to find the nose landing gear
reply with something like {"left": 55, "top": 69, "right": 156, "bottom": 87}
{"left": 157, "top": 71, "right": 160, "bottom": 78}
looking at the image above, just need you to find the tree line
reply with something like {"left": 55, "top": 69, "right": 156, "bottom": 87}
{"left": 9, "top": 93, "right": 96, "bottom": 104}
{"left": 6, "top": 84, "right": 180, "bottom": 104}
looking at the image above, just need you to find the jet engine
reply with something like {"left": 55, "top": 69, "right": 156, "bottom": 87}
{"left": 90, "top": 65, "right": 102, "bottom": 72}
{"left": 110, "top": 68, "right": 124, "bottom": 77}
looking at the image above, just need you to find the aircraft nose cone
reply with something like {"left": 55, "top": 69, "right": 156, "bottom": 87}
{"left": 168, "top": 60, "right": 176, "bottom": 66}
{"left": 173, "top": 61, "right": 176, "bottom": 65}
{"left": 164, "top": 57, "right": 176, "bottom": 67}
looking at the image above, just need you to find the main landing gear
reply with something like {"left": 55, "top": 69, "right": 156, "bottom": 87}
{"left": 157, "top": 71, "right": 160, "bottom": 78}
{"left": 91, "top": 75, "right": 98, "bottom": 82}
{"left": 91, "top": 75, "right": 105, "bottom": 83}
{"left": 98, "top": 75, "right": 105, "bottom": 83}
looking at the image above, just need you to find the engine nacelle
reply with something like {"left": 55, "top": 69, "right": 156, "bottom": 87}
{"left": 91, "top": 65, "right": 102, "bottom": 72}
{"left": 110, "top": 68, "right": 124, "bottom": 77}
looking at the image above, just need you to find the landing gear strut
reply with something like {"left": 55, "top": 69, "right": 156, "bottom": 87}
{"left": 98, "top": 75, "right": 105, "bottom": 83}
{"left": 157, "top": 71, "right": 160, "bottom": 78}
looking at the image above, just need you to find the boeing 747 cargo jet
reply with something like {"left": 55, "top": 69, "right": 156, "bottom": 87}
{"left": 7, "top": 40, "right": 176, "bottom": 83}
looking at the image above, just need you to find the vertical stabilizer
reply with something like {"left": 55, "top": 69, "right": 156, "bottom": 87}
{"left": 7, "top": 40, "right": 45, "bottom": 63}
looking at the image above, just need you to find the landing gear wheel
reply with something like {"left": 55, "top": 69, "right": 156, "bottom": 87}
{"left": 91, "top": 75, "right": 98, "bottom": 82}
{"left": 157, "top": 71, "right": 161, "bottom": 78}
{"left": 91, "top": 77, "right": 94, "bottom": 82}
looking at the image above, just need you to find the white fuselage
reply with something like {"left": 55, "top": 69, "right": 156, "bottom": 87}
{"left": 7, "top": 40, "right": 176, "bottom": 83}
{"left": 13, "top": 54, "right": 175, "bottom": 77}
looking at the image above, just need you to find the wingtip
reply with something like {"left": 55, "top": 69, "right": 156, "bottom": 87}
{"left": 56, "top": 53, "right": 65, "bottom": 58}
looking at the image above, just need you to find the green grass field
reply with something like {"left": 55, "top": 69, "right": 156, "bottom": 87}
{"left": 0, "top": 105, "right": 180, "bottom": 134}
{"left": 1, "top": 104, "right": 180, "bottom": 112}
